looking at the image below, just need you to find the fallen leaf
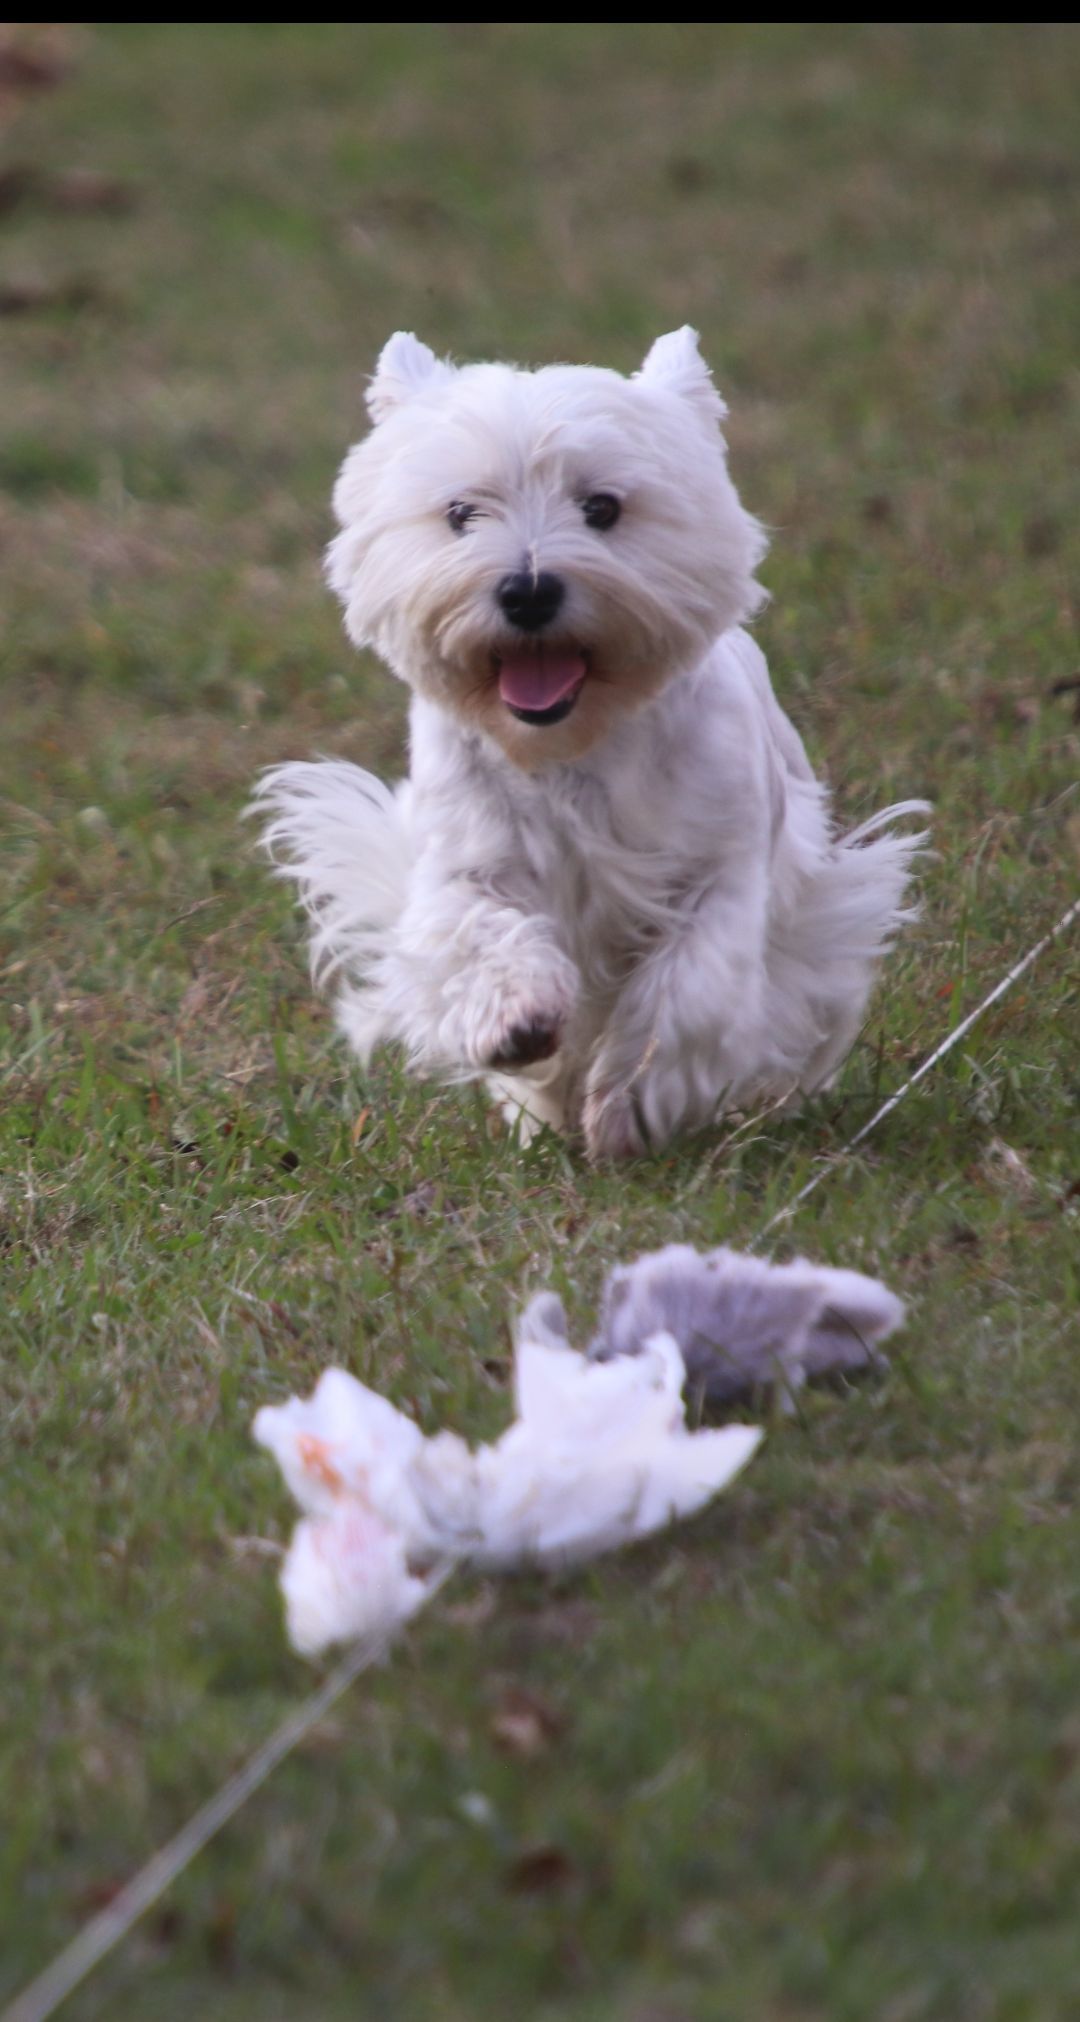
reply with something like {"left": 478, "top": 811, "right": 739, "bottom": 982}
{"left": 0, "top": 275, "right": 108, "bottom": 317}
{"left": 505, "top": 1843, "right": 574, "bottom": 1893}
{"left": 441, "top": 1584, "right": 497, "bottom": 1630}
{"left": 0, "top": 163, "right": 37, "bottom": 213}
{"left": 0, "top": 163, "right": 134, "bottom": 214}
{"left": 72, "top": 1874, "right": 126, "bottom": 1915}
{"left": 490, "top": 1685, "right": 565, "bottom": 1760}
{"left": 982, "top": 1137, "right": 1039, "bottom": 1201}
{"left": 1025, "top": 514, "right": 1061, "bottom": 559}
{"left": 49, "top": 168, "right": 135, "bottom": 212}
{"left": 945, "top": 1221, "right": 980, "bottom": 1251}
{"left": 205, "top": 1895, "right": 236, "bottom": 1970}
{"left": 152, "top": 1905, "right": 183, "bottom": 1948}
{"left": 297, "top": 1715, "right": 349, "bottom": 1754}
{"left": 524, "top": 1598, "right": 601, "bottom": 1646}
{"left": 351, "top": 1105, "right": 370, "bottom": 1145}
{"left": 666, "top": 153, "right": 709, "bottom": 192}
{"left": 1050, "top": 675, "right": 1080, "bottom": 725}
{"left": 0, "top": 32, "right": 76, "bottom": 98}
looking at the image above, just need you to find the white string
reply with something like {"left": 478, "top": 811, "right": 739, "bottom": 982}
{"left": 1, "top": 1570, "right": 454, "bottom": 2022}
{"left": 5, "top": 893, "right": 1077, "bottom": 2022}
{"left": 755, "top": 893, "right": 1080, "bottom": 1243}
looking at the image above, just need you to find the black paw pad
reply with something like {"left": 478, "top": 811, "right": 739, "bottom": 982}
{"left": 488, "top": 1017, "right": 561, "bottom": 1070}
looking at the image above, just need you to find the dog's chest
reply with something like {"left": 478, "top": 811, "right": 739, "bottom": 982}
{"left": 439, "top": 686, "right": 733, "bottom": 981}
{"left": 507, "top": 754, "right": 694, "bottom": 981}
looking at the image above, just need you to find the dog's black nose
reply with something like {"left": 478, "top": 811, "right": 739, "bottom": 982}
{"left": 496, "top": 570, "right": 565, "bottom": 633}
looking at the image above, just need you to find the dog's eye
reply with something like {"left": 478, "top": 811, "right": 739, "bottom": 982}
{"left": 581, "top": 492, "right": 621, "bottom": 532}
{"left": 446, "top": 501, "right": 477, "bottom": 534}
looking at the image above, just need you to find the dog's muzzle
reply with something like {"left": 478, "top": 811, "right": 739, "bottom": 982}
{"left": 493, "top": 571, "right": 586, "bottom": 725}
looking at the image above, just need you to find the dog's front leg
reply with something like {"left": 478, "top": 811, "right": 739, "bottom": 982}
{"left": 583, "top": 871, "right": 770, "bottom": 1160}
{"left": 389, "top": 852, "right": 581, "bottom": 1079}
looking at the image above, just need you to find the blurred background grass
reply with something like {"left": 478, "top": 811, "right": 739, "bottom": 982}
{"left": 2, "top": 24, "right": 1079, "bottom": 2022}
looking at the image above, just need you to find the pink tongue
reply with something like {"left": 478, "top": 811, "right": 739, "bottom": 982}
{"left": 498, "top": 650, "right": 587, "bottom": 712}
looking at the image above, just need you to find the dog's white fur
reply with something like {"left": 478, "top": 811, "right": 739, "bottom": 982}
{"left": 254, "top": 328, "right": 927, "bottom": 1158}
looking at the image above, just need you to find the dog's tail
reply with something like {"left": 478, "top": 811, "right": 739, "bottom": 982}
{"left": 249, "top": 759, "right": 414, "bottom": 1054}
{"left": 766, "top": 795, "right": 932, "bottom": 1091}
{"left": 822, "top": 797, "right": 933, "bottom": 959}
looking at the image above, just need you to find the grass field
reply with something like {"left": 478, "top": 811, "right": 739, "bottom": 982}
{"left": 3, "top": 23, "right": 1080, "bottom": 2021}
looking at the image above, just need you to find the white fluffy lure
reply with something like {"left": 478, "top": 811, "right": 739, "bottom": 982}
{"left": 254, "top": 1287, "right": 763, "bottom": 1657}
{"left": 253, "top": 1244, "right": 905, "bottom": 1659}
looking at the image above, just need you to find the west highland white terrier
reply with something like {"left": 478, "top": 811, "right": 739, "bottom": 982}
{"left": 254, "top": 327, "right": 927, "bottom": 1159}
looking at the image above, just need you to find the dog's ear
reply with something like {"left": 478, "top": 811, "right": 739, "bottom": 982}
{"left": 366, "top": 331, "right": 456, "bottom": 423}
{"left": 635, "top": 326, "right": 728, "bottom": 425}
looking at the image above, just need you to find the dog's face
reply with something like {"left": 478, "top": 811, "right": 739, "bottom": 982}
{"left": 327, "top": 328, "right": 766, "bottom": 768}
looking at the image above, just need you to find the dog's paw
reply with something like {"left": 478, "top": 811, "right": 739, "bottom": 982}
{"left": 487, "top": 1014, "right": 562, "bottom": 1070}
{"left": 468, "top": 955, "right": 580, "bottom": 1075}
{"left": 582, "top": 1084, "right": 650, "bottom": 1163}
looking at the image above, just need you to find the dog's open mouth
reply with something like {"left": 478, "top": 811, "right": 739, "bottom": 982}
{"left": 495, "top": 648, "right": 588, "bottom": 727}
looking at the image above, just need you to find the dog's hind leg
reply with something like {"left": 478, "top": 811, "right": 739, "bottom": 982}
{"left": 582, "top": 864, "right": 773, "bottom": 1160}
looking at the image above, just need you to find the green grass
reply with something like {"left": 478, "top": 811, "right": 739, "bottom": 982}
{"left": 2, "top": 22, "right": 1080, "bottom": 2021}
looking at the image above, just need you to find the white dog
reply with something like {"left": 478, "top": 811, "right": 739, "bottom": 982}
{"left": 255, "top": 327, "right": 927, "bottom": 1159}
